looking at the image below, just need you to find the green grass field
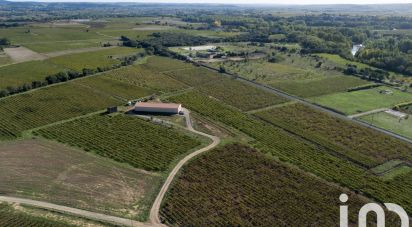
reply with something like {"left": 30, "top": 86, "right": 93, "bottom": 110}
{"left": 0, "top": 61, "right": 65, "bottom": 89}
{"left": 23, "top": 39, "right": 113, "bottom": 53}
{"left": 35, "top": 114, "right": 202, "bottom": 171}
{"left": 47, "top": 47, "right": 139, "bottom": 71}
{"left": 359, "top": 111, "right": 412, "bottom": 139}
{"left": 209, "top": 56, "right": 369, "bottom": 98}
{"left": 310, "top": 87, "right": 412, "bottom": 115}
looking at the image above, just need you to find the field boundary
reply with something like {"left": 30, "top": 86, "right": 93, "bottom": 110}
{"left": 149, "top": 108, "right": 220, "bottom": 226}
{"left": 0, "top": 196, "right": 152, "bottom": 227}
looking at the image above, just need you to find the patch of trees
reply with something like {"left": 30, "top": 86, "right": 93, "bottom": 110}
{"left": 0, "top": 52, "right": 146, "bottom": 98}
{"left": 344, "top": 64, "right": 389, "bottom": 82}
{"left": 356, "top": 38, "right": 412, "bottom": 76}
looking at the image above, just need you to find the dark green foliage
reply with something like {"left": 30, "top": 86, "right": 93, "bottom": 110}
{"left": 35, "top": 115, "right": 201, "bottom": 171}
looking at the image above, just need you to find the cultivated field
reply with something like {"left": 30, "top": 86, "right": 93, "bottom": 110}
{"left": 359, "top": 111, "right": 412, "bottom": 140}
{"left": 47, "top": 47, "right": 139, "bottom": 71}
{"left": 198, "top": 77, "right": 287, "bottom": 111}
{"left": 310, "top": 86, "right": 412, "bottom": 115}
{"left": 107, "top": 64, "right": 188, "bottom": 93}
{"left": 209, "top": 56, "right": 369, "bottom": 98}
{"left": 168, "top": 91, "right": 412, "bottom": 214}
{"left": 0, "top": 139, "right": 162, "bottom": 220}
{"left": 254, "top": 103, "right": 412, "bottom": 167}
{"left": 72, "top": 75, "right": 153, "bottom": 101}
{"left": 161, "top": 144, "right": 398, "bottom": 226}
{"left": 0, "top": 60, "right": 64, "bottom": 89}
{"left": 35, "top": 114, "right": 202, "bottom": 171}
{"left": 0, "top": 82, "right": 122, "bottom": 139}
{"left": 0, "top": 203, "right": 70, "bottom": 227}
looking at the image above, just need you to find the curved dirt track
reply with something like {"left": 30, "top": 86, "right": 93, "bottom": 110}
{"left": 149, "top": 108, "right": 220, "bottom": 226}
{"left": 0, "top": 196, "right": 152, "bottom": 227}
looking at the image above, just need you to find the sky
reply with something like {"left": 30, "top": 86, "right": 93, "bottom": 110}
{"left": 10, "top": 0, "right": 412, "bottom": 4}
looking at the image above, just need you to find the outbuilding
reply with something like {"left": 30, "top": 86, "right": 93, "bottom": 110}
{"left": 134, "top": 102, "right": 182, "bottom": 114}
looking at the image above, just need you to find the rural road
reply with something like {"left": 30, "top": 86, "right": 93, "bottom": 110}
{"left": 0, "top": 196, "right": 152, "bottom": 227}
{"left": 149, "top": 108, "right": 220, "bottom": 226}
{"left": 348, "top": 108, "right": 389, "bottom": 119}
{"left": 198, "top": 62, "right": 412, "bottom": 144}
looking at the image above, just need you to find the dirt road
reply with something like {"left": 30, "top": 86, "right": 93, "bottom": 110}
{"left": 149, "top": 108, "right": 220, "bottom": 226}
{"left": 0, "top": 196, "right": 152, "bottom": 227}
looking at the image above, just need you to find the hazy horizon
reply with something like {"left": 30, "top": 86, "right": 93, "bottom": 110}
{"left": 8, "top": 0, "right": 412, "bottom": 5}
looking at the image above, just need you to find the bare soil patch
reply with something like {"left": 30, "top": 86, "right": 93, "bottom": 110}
{"left": 3, "top": 47, "right": 46, "bottom": 63}
{"left": 0, "top": 139, "right": 161, "bottom": 220}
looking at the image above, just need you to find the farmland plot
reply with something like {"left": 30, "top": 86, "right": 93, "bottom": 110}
{"left": 0, "top": 139, "right": 162, "bottom": 220}
{"left": 107, "top": 65, "right": 187, "bottom": 93}
{"left": 198, "top": 77, "right": 287, "bottom": 111}
{"left": 0, "top": 203, "right": 70, "bottom": 227}
{"left": 0, "top": 83, "right": 121, "bottom": 139}
{"left": 168, "top": 91, "right": 412, "bottom": 214}
{"left": 47, "top": 47, "right": 140, "bottom": 71}
{"left": 35, "top": 114, "right": 202, "bottom": 171}
{"left": 254, "top": 103, "right": 412, "bottom": 168}
{"left": 161, "top": 144, "right": 400, "bottom": 226}
{"left": 310, "top": 86, "right": 412, "bottom": 115}
{"left": 0, "top": 60, "right": 65, "bottom": 90}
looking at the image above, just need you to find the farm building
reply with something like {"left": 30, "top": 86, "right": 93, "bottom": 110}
{"left": 134, "top": 102, "right": 182, "bottom": 114}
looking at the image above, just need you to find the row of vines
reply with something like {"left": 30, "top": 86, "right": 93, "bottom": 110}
{"left": 168, "top": 91, "right": 412, "bottom": 214}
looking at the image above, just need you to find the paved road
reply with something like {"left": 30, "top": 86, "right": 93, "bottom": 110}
{"left": 198, "top": 62, "right": 412, "bottom": 144}
{"left": 149, "top": 108, "right": 220, "bottom": 226}
{"left": 0, "top": 196, "right": 152, "bottom": 227}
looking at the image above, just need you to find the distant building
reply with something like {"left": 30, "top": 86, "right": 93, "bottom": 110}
{"left": 134, "top": 102, "right": 182, "bottom": 114}
{"left": 106, "top": 106, "right": 118, "bottom": 114}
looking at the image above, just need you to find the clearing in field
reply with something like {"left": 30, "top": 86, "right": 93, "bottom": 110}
{"left": 167, "top": 91, "right": 412, "bottom": 214}
{"left": 310, "top": 86, "right": 412, "bottom": 115}
{"left": 47, "top": 47, "right": 140, "bottom": 71}
{"left": 0, "top": 60, "right": 65, "bottom": 90}
{"left": 160, "top": 144, "right": 399, "bottom": 226}
{"left": 3, "top": 47, "right": 46, "bottom": 63}
{"left": 0, "top": 139, "right": 162, "bottom": 220}
{"left": 359, "top": 111, "right": 412, "bottom": 140}
{"left": 35, "top": 114, "right": 203, "bottom": 171}
{"left": 254, "top": 102, "right": 412, "bottom": 168}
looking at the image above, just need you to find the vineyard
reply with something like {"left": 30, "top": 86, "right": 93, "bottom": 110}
{"left": 107, "top": 65, "right": 188, "bottom": 93}
{"left": 163, "top": 67, "right": 222, "bottom": 87}
{"left": 161, "top": 144, "right": 400, "bottom": 226}
{"left": 144, "top": 56, "right": 194, "bottom": 72}
{"left": 0, "top": 82, "right": 121, "bottom": 139}
{"left": 168, "top": 91, "right": 412, "bottom": 214}
{"left": 198, "top": 77, "right": 287, "bottom": 111}
{"left": 0, "top": 203, "right": 70, "bottom": 227}
{"left": 47, "top": 47, "right": 139, "bottom": 71}
{"left": 73, "top": 75, "right": 153, "bottom": 101}
{"left": 254, "top": 103, "right": 412, "bottom": 167}
{"left": 35, "top": 114, "right": 201, "bottom": 171}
